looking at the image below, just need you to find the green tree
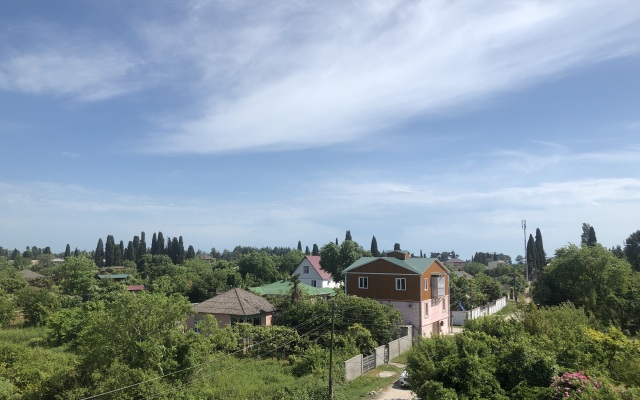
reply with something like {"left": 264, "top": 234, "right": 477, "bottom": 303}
{"left": 526, "top": 234, "right": 537, "bottom": 280}
{"left": 237, "top": 251, "right": 280, "bottom": 285}
{"left": 104, "top": 235, "right": 115, "bottom": 267}
{"left": 319, "top": 242, "right": 341, "bottom": 282}
{"left": 0, "top": 291, "right": 15, "bottom": 327}
{"left": 60, "top": 256, "right": 97, "bottom": 299}
{"left": 624, "top": 230, "right": 640, "bottom": 271}
{"left": 535, "top": 228, "right": 546, "bottom": 277}
{"left": 94, "top": 238, "right": 104, "bottom": 268}
{"left": 312, "top": 244, "right": 319, "bottom": 256}
{"left": 588, "top": 226, "right": 598, "bottom": 247}
{"left": 532, "top": 244, "right": 633, "bottom": 328}
{"left": 186, "top": 245, "right": 196, "bottom": 259}
{"left": 370, "top": 235, "right": 380, "bottom": 257}
{"left": 297, "top": 241, "right": 302, "bottom": 252}
{"left": 64, "top": 244, "right": 71, "bottom": 259}
{"left": 345, "top": 230, "right": 352, "bottom": 241}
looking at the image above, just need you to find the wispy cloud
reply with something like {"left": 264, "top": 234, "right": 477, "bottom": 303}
{"left": 0, "top": 24, "right": 142, "bottom": 101}
{"left": 141, "top": 0, "right": 640, "bottom": 154}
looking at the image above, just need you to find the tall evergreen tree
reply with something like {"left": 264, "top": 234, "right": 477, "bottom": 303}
{"left": 151, "top": 233, "right": 158, "bottom": 255}
{"left": 312, "top": 244, "right": 319, "bottom": 256}
{"left": 64, "top": 244, "right": 71, "bottom": 258}
{"left": 138, "top": 231, "right": 147, "bottom": 261}
{"left": 43, "top": 246, "right": 52, "bottom": 254}
{"left": 624, "top": 230, "right": 640, "bottom": 271}
{"left": 186, "top": 245, "right": 196, "bottom": 260}
{"left": 305, "top": 246, "right": 310, "bottom": 255}
{"left": 587, "top": 226, "right": 597, "bottom": 247}
{"left": 157, "top": 232, "right": 165, "bottom": 254}
{"left": 115, "top": 241, "right": 124, "bottom": 265}
{"left": 177, "top": 236, "right": 185, "bottom": 264}
{"left": 534, "top": 228, "right": 546, "bottom": 277}
{"left": 132, "top": 235, "right": 140, "bottom": 259}
{"left": 345, "top": 230, "right": 352, "bottom": 241}
{"left": 105, "top": 235, "right": 115, "bottom": 267}
{"left": 74, "top": 247, "right": 80, "bottom": 257}
{"left": 94, "top": 238, "right": 105, "bottom": 268}
{"left": 394, "top": 243, "right": 401, "bottom": 251}
{"left": 581, "top": 223, "right": 592, "bottom": 245}
{"left": 167, "top": 236, "right": 173, "bottom": 262}
{"left": 335, "top": 238, "right": 339, "bottom": 245}
{"left": 297, "top": 241, "right": 302, "bottom": 252}
{"left": 370, "top": 235, "right": 380, "bottom": 257}
{"left": 526, "top": 234, "right": 537, "bottom": 280}
{"left": 125, "top": 241, "right": 135, "bottom": 261}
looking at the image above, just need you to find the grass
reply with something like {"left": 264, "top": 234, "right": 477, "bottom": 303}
{"left": 493, "top": 300, "right": 518, "bottom": 316}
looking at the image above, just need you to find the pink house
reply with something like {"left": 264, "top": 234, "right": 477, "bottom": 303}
{"left": 187, "top": 288, "right": 276, "bottom": 329}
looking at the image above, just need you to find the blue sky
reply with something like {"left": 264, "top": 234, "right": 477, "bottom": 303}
{"left": 1, "top": 0, "right": 640, "bottom": 260}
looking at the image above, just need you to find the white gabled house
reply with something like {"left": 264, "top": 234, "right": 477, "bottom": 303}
{"left": 292, "top": 255, "right": 339, "bottom": 289}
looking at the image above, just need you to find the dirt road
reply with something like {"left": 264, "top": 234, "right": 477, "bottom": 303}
{"left": 369, "top": 364, "right": 417, "bottom": 400}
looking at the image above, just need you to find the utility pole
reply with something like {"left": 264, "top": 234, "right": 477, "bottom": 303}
{"left": 329, "top": 302, "right": 336, "bottom": 400}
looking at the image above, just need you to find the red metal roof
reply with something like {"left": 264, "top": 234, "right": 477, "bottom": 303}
{"left": 305, "top": 255, "right": 332, "bottom": 280}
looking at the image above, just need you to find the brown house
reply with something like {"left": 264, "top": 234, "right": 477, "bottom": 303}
{"left": 343, "top": 250, "right": 450, "bottom": 338}
{"left": 187, "top": 288, "right": 276, "bottom": 330}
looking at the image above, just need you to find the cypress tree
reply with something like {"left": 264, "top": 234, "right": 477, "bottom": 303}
{"left": 394, "top": 243, "right": 401, "bottom": 251}
{"left": 526, "top": 234, "right": 537, "bottom": 280}
{"left": 133, "top": 235, "right": 140, "bottom": 259}
{"left": 370, "top": 235, "right": 380, "bottom": 257}
{"left": 138, "top": 232, "right": 147, "bottom": 261}
{"left": 74, "top": 247, "right": 80, "bottom": 257}
{"left": 587, "top": 226, "right": 597, "bottom": 247}
{"left": 312, "top": 244, "right": 319, "bottom": 256}
{"left": 64, "top": 244, "right": 71, "bottom": 258}
{"left": 335, "top": 238, "right": 339, "bottom": 245}
{"left": 345, "top": 230, "right": 352, "bottom": 241}
{"left": 125, "top": 241, "right": 135, "bottom": 261}
{"left": 94, "top": 238, "right": 105, "bottom": 267}
{"left": 178, "top": 236, "right": 185, "bottom": 264}
{"left": 151, "top": 233, "right": 158, "bottom": 255}
{"left": 186, "top": 245, "right": 196, "bottom": 259}
{"left": 157, "top": 232, "right": 165, "bottom": 254}
{"left": 534, "top": 228, "right": 546, "bottom": 277}
{"left": 115, "top": 241, "right": 124, "bottom": 265}
{"left": 105, "top": 235, "right": 115, "bottom": 267}
{"left": 297, "top": 241, "right": 302, "bottom": 252}
{"left": 167, "top": 236, "right": 174, "bottom": 261}
{"left": 305, "top": 246, "right": 310, "bottom": 255}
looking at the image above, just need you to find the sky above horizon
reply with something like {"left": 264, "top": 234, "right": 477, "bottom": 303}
{"left": 1, "top": 0, "right": 640, "bottom": 260}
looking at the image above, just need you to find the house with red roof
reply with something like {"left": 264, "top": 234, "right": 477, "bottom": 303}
{"left": 292, "top": 255, "right": 339, "bottom": 289}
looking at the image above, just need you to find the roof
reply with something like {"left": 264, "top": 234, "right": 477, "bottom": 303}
{"left": 343, "top": 257, "right": 445, "bottom": 275}
{"left": 304, "top": 255, "right": 333, "bottom": 280}
{"left": 127, "top": 285, "right": 146, "bottom": 291}
{"left": 249, "top": 281, "right": 335, "bottom": 297}
{"left": 96, "top": 274, "right": 129, "bottom": 279}
{"left": 193, "top": 288, "right": 276, "bottom": 316}
{"left": 453, "top": 270, "right": 473, "bottom": 279}
{"left": 20, "top": 269, "right": 46, "bottom": 280}
{"left": 445, "top": 258, "right": 466, "bottom": 264}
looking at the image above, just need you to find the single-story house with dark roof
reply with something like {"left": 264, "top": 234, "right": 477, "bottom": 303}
{"left": 20, "top": 269, "right": 46, "bottom": 281}
{"left": 187, "top": 288, "right": 277, "bottom": 329}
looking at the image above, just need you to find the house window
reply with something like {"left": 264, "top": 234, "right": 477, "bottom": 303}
{"left": 311, "top": 280, "right": 317, "bottom": 287}
{"left": 395, "top": 278, "right": 406, "bottom": 291}
{"left": 303, "top": 265, "right": 309, "bottom": 274}
{"left": 358, "top": 276, "right": 368, "bottom": 289}
{"left": 424, "top": 278, "right": 428, "bottom": 290}
{"left": 424, "top": 303, "right": 429, "bottom": 318}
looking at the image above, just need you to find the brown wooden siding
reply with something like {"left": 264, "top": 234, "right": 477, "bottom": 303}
{"left": 420, "top": 261, "right": 449, "bottom": 301}
{"left": 346, "top": 260, "right": 421, "bottom": 301}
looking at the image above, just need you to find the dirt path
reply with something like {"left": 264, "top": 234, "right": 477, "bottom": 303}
{"left": 369, "top": 363, "right": 417, "bottom": 400}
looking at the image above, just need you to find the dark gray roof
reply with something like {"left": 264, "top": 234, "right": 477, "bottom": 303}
{"left": 193, "top": 288, "right": 276, "bottom": 316}
{"left": 343, "top": 257, "right": 442, "bottom": 275}
{"left": 20, "top": 269, "right": 46, "bottom": 280}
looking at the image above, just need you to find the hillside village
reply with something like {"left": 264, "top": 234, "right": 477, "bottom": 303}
{"left": 1, "top": 226, "right": 640, "bottom": 399}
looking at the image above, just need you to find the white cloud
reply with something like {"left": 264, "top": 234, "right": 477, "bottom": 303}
{"left": 141, "top": 0, "right": 640, "bottom": 153}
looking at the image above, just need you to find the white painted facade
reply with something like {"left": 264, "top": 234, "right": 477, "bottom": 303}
{"left": 386, "top": 296, "right": 450, "bottom": 338}
{"left": 292, "top": 257, "right": 339, "bottom": 288}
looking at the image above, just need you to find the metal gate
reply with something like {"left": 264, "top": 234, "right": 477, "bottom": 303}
{"left": 362, "top": 354, "right": 376, "bottom": 373}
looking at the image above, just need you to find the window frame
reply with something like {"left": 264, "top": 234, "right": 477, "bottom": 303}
{"left": 311, "top": 279, "right": 317, "bottom": 287}
{"left": 424, "top": 278, "right": 428, "bottom": 291}
{"left": 303, "top": 265, "right": 309, "bottom": 274}
{"left": 358, "top": 276, "right": 368, "bottom": 289}
{"left": 395, "top": 278, "right": 406, "bottom": 291}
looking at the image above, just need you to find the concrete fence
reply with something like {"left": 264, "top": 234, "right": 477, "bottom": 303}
{"left": 451, "top": 296, "right": 507, "bottom": 326}
{"left": 344, "top": 329, "right": 413, "bottom": 381}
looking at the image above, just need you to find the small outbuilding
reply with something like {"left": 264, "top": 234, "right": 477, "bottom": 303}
{"left": 187, "top": 288, "right": 276, "bottom": 329}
